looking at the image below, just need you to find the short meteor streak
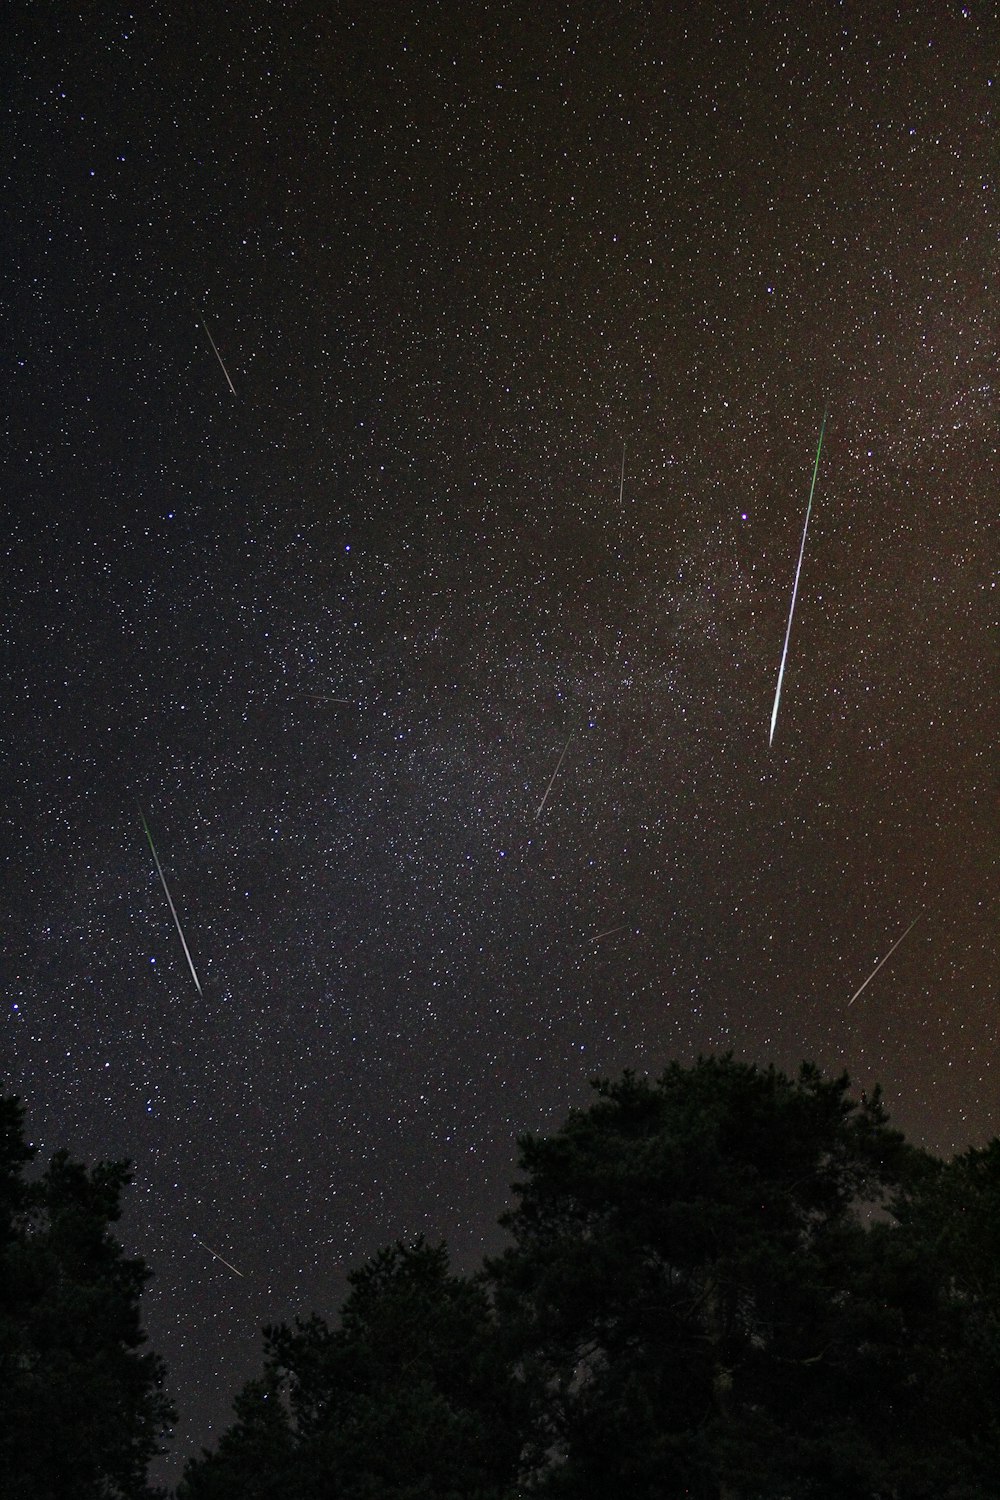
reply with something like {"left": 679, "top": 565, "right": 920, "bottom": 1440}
{"left": 769, "top": 409, "right": 828, "bottom": 746}
{"left": 591, "top": 922, "right": 629, "bottom": 943}
{"left": 198, "top": 314, "right": 237, "bottom": 396}
{"left": 535, "top": 736, "right": 573, "bottom": 820}
{"left": 139, "top": 808, "right": 203, "bottom": 995}
{"left": 195, "top": 1239, "right": 245, "bottom": 1278}
{"left": 618, "top": 440, "right": 626, "bottom": 507}
{"left": 846, "top": 911, "right": 923, "bottom": 1007}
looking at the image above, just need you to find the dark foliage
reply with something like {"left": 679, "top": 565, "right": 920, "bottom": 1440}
{"left": 178, "top": 1056, "right": 1000, "bottom": 1498}
{"left": 489, "top": 1056, "right": 941, "bottom": 1497}
{"left": 0, "top": 1095, "right": 175, "bottom": 1499}
{"left": 177, "top": 1238, "right": 524, "bottom": 1500}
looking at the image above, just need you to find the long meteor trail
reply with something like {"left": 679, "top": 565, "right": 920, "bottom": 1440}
{"left": 769, "top": 409, "right": 828, "bottom": 746}
{"left": 198, "top": 314, "right": 237, "bottom": 395}
{"left": 846, "top": 911, "right": 922, "bottom": 1007}
{"left": 535, "top": 736, "right": 573, "bottom": 820}
{"left": 139, "top": 808, "right": 203, "bottom": 995}
{"left": 195, "top": 1239, "right": 245, "bottom": 1278}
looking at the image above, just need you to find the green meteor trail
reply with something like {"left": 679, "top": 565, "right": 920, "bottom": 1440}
{"left": 769, "top": 409, "right": 828, "bottom": 746}
{"left": 139, "top": 808, "right": 203, "bottom": 995}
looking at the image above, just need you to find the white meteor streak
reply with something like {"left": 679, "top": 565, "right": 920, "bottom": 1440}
{"left": 195, "top": 1239, "right": 245, "bottom": 1278}
{"left": 769, "top": 409, "right": 828, "bottom": 746}
{"left": 618, "top": 441, "right": 626, "bottom": 507}
{"left": 198, "top": 314, "right": 237, "bottom": 396}
{"left": 535, "top": 736, "right": 573, "bottom": 820}
{"left": 846, "top": 911, "right": 922, "bottom": 1007}
{"left": 140, "top": 809, "right": 203, "bottom": 995}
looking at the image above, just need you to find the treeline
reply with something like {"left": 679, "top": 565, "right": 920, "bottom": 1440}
{"left": 4, "top": 1059, "right": 1000, "bottom": 1498}
{"left": 0, "top": 1095, "right": 173, "bottom": 1499}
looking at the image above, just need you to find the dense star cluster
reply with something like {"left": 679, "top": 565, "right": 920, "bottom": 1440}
{"left": 3, "top": 2, "right": 995, "bottom": 1481}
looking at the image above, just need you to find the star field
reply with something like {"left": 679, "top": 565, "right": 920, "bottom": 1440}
{"left": 3, "top": 2, "right": 996, "bottom": 1482}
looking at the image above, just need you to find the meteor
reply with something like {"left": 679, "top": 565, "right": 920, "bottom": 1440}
{"left": 591, "top": 922, "right": 629, "bottom": 943}
{"left": 535, "top": 735, "right": 573, "bottom": 820}
{"left": 198, "top": 313, "right": 237, "bottom": 396}
{"left": 618, "top": 440, "right": 626, "bottom": 507}
{"left": 139, "top": 808, "right": 203, "bottom": 995}
{"left": 769, "top": 409, "right": 828, "bottom": 746}
{"left": 195, "top": 1238, "right": 245, "bottom": 1278}
{"left": 846, "top": 911, "right": 922, "bottom": 1007}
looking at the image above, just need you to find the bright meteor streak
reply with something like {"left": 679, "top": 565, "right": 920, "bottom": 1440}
{"left": 535, "top": 736, "right": 573, "bottom": 820}
{"left": 198, "top": 314, "right": 237, "bottom": 396}
{"left": 846, "top": 911, "right": 922, "bottom": 1007}
{"left": 195, "top": 1239, "right": 245, "bottom": 1278}
{"left": 769, "top": 409, "right": 828, "bottom": 746}
{"left": 139, "top": 808, "right": 203, "bottom": 995}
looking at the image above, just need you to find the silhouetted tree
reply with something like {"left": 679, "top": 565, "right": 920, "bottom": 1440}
{"left": 873, "top": 1138, "right": 1000, "bottom": 1496}
{"left": 172, "top": 1373, "right": 294, "bottom": 1500}
{"left": 178, "top": 1238, "right": 523, "bottom": 1500}
{"left": 0, "top": 1094, "right": 175, "bottom": 1499}
{"left": 488, "top": 1056, "right": 935, "bottom": 1498}
{"left": 180, "top": 1057, "right": 1000, "bottom": 1498}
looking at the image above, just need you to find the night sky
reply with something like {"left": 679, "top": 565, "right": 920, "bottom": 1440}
{"left": 4, "top": 2, "right": 996, "bottom": 1481}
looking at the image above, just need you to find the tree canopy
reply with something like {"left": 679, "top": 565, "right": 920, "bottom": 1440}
{"left": 183, "top": 1057, "right": 1000, "bottom": 1499}
{"left": 8, "top": 1058, "right": 1000, "bottom": 1499}
{"left": 489, "top": 1057, "right": 933, "bottom": 1497}
{"left": 177, "top": 1237, "right": 523, "bottom": 1500}
{"left": 0, "top": 1094, "right": 175, "bottom": 1500}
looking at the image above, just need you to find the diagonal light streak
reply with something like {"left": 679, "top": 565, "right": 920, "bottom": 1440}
{"left": 769, "top": 409, "right": 828, "bottom": 746}
{"left": 846, "top": 911, "right": 923, "bottom": 1007}
{"left": 198, "top": 314, "right": 237, "bottom": 395}
{"left": 535, "top": 736, "right": 573, "bottom": 821}
{"left": 139, "top": 807, "right": 203, "bottom": 995}
{"left": 590, "top": 923, "right": 629, "bottom": 943}
{"left": 195, "top": 1239, "right": 245, "bottom": 1277}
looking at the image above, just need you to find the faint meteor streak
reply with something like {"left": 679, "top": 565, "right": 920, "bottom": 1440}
{"left": 769, "top": 409, "right": 828, "bottom": 746}
{"left": 198, "top": 314, "right": 237, "bottom": 395}
{"left": 535, "top": 736, "right": 573, "bottom": 820}
{"left": 139, "top": 808, "right": 203, "bottom": 995}
{"left": 591, "top": 922, "right": 629, "bottom": 943}
{"left": 195, "top": 1239, "right": 245, "bottom": 1278}
{"left": 618, "top": 440, "right": 626, "bottom": 507}
{"left": 846, "top": 911, "right": 922, "bottom": 1007}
